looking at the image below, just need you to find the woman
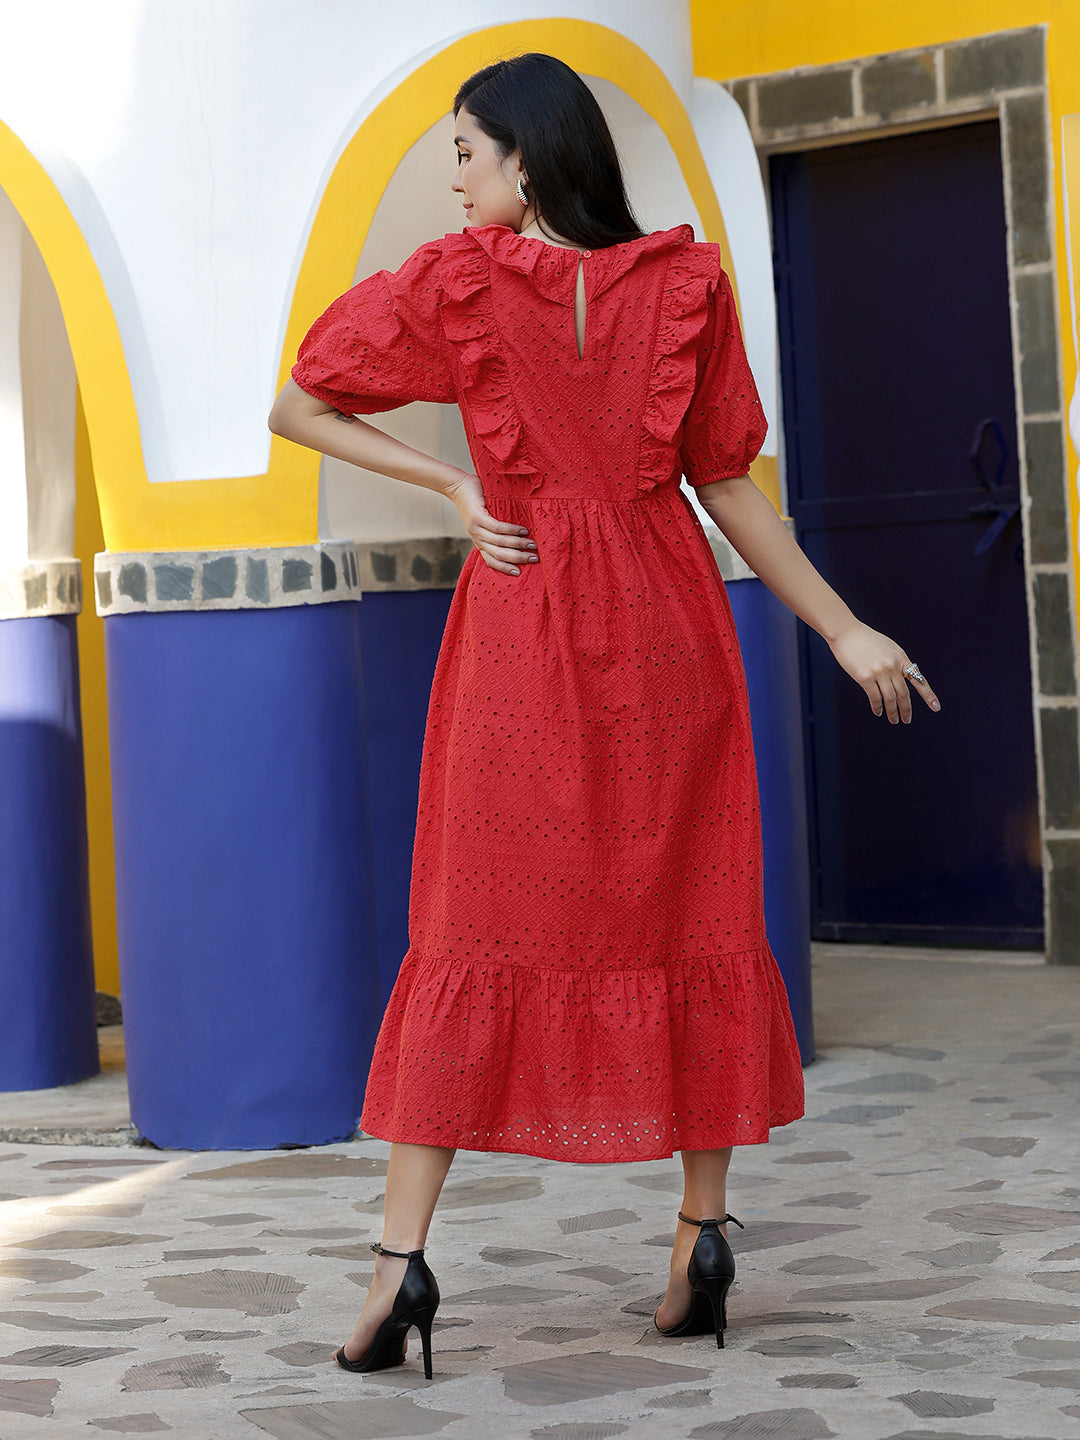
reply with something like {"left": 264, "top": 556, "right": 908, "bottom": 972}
{"left": 269, "top": 53, "right": 939, "bottom": 1379}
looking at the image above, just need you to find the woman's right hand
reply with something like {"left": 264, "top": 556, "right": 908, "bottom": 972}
{"left": 445, "top": 473, "right": 538, "bottom": 576}
{"left": 828, "top": 620, "right": 941, "bottom": 724}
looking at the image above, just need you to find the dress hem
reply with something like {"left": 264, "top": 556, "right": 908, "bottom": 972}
{"left": 355, "top": 1109, "right": 805, "bottom": 1164}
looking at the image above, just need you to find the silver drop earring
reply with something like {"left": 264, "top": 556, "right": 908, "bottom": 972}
{"left": 516, "top": 176, "right": 528, "bottom": 205}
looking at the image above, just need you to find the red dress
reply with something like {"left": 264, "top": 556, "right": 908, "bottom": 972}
{"left": 293, "top": 223, "right": 804, "bottom": 1160}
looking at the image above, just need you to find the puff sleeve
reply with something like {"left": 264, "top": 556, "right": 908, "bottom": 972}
{"left": 291, "top": 240, "right": 455, "bottom": 415}
{"left": 679, "top": 268, "right": 767, "bottom": 486}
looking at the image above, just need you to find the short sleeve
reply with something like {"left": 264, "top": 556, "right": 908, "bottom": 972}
{"left": 679, "top": 268, "right": 767, "bottom": 486}
{"left": 291, "top": 241, "right": 455, "bottom": 415}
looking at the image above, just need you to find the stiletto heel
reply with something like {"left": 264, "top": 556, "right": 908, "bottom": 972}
{"left": 690, "top": 1273, "right": 733, "bottom": 1348}
{"left": 413, "top": 1304, "right": 437, "bottom": 1381}
{"left": 335, "top": 1242, "right": 440, "bottom": 1379}
{"left": 654, "top": 1211, "right": 742, "bottom": 1348}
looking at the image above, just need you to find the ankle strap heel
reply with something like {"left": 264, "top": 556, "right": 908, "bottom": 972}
{"left": 336, "top": 1243, "right": 440, "bottom": 1380}
{"left": 678, "top": 1211, "right": 744, "bottom": 1229}
{"left": 656, "top": 1211, "right": 740, "bottom": 1349}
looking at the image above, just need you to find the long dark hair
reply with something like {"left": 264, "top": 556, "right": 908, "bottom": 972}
{"left": 453, "top": 54, "right": 644, "bottom": 250}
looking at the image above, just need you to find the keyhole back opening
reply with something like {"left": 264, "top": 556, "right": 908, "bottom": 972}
{"left": 574, "top": 255, "right": 586, "bottom": 361}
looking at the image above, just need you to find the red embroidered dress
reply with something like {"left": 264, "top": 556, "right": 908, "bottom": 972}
{"left": 293, "top": 223, "right": 804, "bottom": 1160}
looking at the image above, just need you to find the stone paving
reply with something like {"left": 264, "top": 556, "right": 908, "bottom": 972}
{"left": 0, "top": 947, "right": 1078, "bottom": 1439}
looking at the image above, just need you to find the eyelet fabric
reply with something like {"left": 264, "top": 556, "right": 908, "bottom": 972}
{"left": 293, "top": 223, "right": 803, "bottom": 1160}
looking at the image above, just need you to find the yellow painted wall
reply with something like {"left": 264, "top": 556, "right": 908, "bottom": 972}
{"left": 691, "top": 0, "right": 1080, "bottom": 582}
{"left": 1065, "top": 114, "right": 1080, "bottom": 351}
{"left": 74, "top": 391, "right": 118, "bottom": 997}
{"left": 1063, "top": 114, "right": 1079, "bottom": 550}
{"left": 691, "top": 0, "right": 1049, "bottom": 74}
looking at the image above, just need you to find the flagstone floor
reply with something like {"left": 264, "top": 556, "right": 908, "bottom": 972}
{"left": 0, "top": 945, "right": 1078, "bottom": 1440}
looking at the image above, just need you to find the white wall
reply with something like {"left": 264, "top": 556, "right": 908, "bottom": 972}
{"left": 0, "top": 0, "right": 693, "bottom": 486}
{"left": 0, "top": 189, "right": 76, "bottom": 570}
{"left": 21, "top": 229, "right": 77, "bottom": 561}
{"left": 691, "top": 77, "right": 777, "bottom": 456}
{"left": 0, "top": 189, "right": 25, "bottom": 570}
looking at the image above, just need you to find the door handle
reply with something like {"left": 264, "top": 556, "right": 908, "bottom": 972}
{"left": 969, "top": 417, "right": 1008, "bottom": 489}
{"left": 971, "top": 501, "right": 1020, "bottom": 555}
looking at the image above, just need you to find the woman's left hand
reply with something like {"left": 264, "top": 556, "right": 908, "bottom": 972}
{"left": 444, "top": 472, "right": 538, "bottom": 576}
{"left": 828, "top": 621, "right": 941, "bottom": 723}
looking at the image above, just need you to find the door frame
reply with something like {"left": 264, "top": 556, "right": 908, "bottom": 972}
{"left": 722, "top": 27, "right": 1079, "bottom": 962}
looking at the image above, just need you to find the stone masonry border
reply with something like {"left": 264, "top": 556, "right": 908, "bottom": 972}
{"left": 94, "top": 541, "right": 361, "bottom": 616}
{"left": 92, "top": 539, "right": 469, "bottom": 612}
{"left": 722, "top": 25, "right": 1078, "bottom": 961}
{"left": 91, "top": 527, "right": 758, "bottom": 612}
{"left": 0, "top": 558, "right": 82, "bottom": 620}
{"left": 355, "top": 536, "right": 472, "bottom": 591}
{"left": 351, "top": 531, "right": 755, "bottom": 589}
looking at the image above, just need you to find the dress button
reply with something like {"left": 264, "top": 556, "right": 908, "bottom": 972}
{"left": 582, "top": 249, "right": 592, "bottom": 258}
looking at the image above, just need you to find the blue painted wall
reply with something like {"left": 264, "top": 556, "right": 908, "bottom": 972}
{"left": 105, "top": 602, "right": 378, "bottom": 1149}
{"left": 0, "top": 615, "right": 98, "bottom": 1089}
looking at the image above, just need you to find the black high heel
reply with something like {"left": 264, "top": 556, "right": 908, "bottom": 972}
{"left": 334, "top": 1241, "right": 440, "bottom": 1380}
{"left": 654, "top": 1211, "right": 743, "bottom": 1349}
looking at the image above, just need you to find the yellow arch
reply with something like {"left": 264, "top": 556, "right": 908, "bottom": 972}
{"left": 0, "top": 16, "right": 775, "bottom": 555}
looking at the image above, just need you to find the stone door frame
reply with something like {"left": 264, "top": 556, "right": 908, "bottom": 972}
{"left": 723, "top": 26, "right": 1079, "bottom": 962}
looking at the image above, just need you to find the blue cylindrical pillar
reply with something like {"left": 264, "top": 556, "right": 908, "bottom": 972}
{"left": 102, "top": 553, "right": 378, "bottom": 1150}
{"left": 0, "top": 610, "right": 99, "bottom": 1089}
{"left": 357, "top": 589, "right": 454, "bottom": 1008}
{"left": 728, "top": 576, "right": 815, "bottom": 1063}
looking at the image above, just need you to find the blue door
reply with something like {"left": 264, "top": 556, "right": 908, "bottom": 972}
{"left": 771, "top": 121, "right": 1042, "bottom": 948}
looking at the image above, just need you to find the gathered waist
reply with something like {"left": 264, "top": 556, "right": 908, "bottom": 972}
{"left": 472, "top": 484, "right": 721, "bottom": 598}
{"left": 484, "top": 483, "right": 686, "bottom": 512}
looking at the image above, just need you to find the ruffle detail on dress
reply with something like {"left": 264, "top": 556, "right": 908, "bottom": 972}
{"left": 438, "top": 234, "right": 536, "bottom": 480}
{"left": 360, "top": 943, "right": 805, "bottom": 1161}
{"left": 461, "top": 222, "right": 695, "bottom": 302}
{"left": 587, "top": 224, "right": 697, "bottom": 299}
{"left": 637, "top": 241, "right": 723, "bottom": 495}
{"left": 457, "top": 225, "right": 575, "bottom": 302}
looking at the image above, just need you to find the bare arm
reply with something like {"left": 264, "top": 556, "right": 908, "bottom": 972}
{"left": 268, "top": 380, "right": 537, "bottom": 576}
{"left": 695, "top": 474, "right": 940, "bottom": 723}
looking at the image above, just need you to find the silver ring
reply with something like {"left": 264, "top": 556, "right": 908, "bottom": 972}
{"left": 904, "top": 662, "right": 925, "bottom": 684}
